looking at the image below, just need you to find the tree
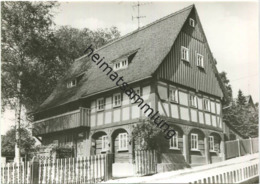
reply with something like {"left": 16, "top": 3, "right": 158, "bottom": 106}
{"left": 1, "top": 1, "right": 120, "bottom": 162}
{"left": 1, "top": 127, "right": 36, "bottom": 158}
{"left": 236, "top": 89, "right": 247, "bottom": 106}
{"left": 223, "top": 89, "right": 259, "bottom": 138}
{"left": 1, "top": 1, "right": 59, "bottom": 111}
{"left": 219, "top": 72, "right": 258, "bottom": 138}
{"left": 132, "top": 120, "right": 168, "bottom": 151}
{"left": 219, "top": 71, "right": 233, "bottom": 106}
{"left": 53, "top": 26, "right": 120, "bottom": 74}
{"left": 2, "top": 2, "right": 121, "bottom": 112}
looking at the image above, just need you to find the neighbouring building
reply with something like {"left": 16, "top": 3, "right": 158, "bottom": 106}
{"left": 32, "top": 5, "right": 234, "bottom": 175}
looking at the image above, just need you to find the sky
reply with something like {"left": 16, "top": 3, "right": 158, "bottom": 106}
{"left": 1, "top": 0, "right": 259, "bottom": 135}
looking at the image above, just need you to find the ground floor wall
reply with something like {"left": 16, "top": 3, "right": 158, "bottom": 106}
{"left": 40, "top": 119, "right": 225, "bottom": 169}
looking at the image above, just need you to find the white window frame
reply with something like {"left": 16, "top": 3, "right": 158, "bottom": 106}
{"left": 181, "top": 46, "right": 189, "bottom": 62}
{"left": 131, "top": 87, "right": 141, "bottom": 103}
{"left": 191, "top": 133, "right": 199, "bottom": 150}
{"left": 189, "top": 18, "right": 195, "bottom": 27}
{"left": 189, "top": 94, "right": 197, "bottom": 108}
{"left": 114, "top": 62, "right": 120, "bottom": 70}
{"left": 67, "top": 79, "right": 77, "bottom": 88}
{"left": 113, "top": 93, "right": 121, "bottom": 107}
{"left": 118, "top": 133, "right": 128, "bottom": 151}
{"left": 114, "top": 58, "right": 128, "bottom": 71}
{"left": 169, "top": 88, "right": 178, "bottom": 103}
{"left": 209, "top": 136, "right": 214, "bottom": 152}
{"left": 101, "top": 135, "right": 108, "bottom": 152}
{"left": 197, "top": 53, "right": 204, "bottom": 68}
{"left": 121, "top": 59, "right": 128, "bottom": 68}
{"left": 97, "top": 98, "right": 105, "bottom": 111}
{"left": 169, "top": 131, "right": 178, "bottom": 149}
{"left": 203, "top": 99, "right": 211, "bottom": 112}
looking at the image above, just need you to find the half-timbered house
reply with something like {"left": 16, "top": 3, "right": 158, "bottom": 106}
{"left": 32, "top": 5, "right": 232, "bottom": 174}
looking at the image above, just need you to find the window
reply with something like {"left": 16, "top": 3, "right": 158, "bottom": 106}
{"left": 191, "top": 134, "right": 198, "bottom": 150}
{"left": 169, "top": 88, "right": 178, "bottom": 103}
{"left": 170, "top": 131, "right": 178, "bottom": 149}
{"left": 122, "top": 60, "right": 128, "bottom": 67}
{"left": 203, "top": 99, "right": 211, "bottom": 111}
{"left": 97, "top": 98, "right": 105, "bottom": 111}
{"left": 113, "top": 93, "right": 121, "bottom": 107}
{"left": 101, "top": 135, "right": 109, "bottom": 151}
{"left": 118, "top": 133, "right": 128, "bottom": 150}
{"left": 197, "top": 54, "right": 204, "bottom": 68}
{"left": 181, "top": 46, "right": 189, "bottom": 61}
{"left": 209, "top": 136, "right": 214, "bottom": 151}
{"left": 114, "top": 59, "right": 128, "bottom": 71}
{"left": 189, "top": 94, "right": 197, "bottom": 108}
{"left": 115, "top": 62, "right": 121, "bottom": 70}
{"left": 131, "top": 87, "right": 141, "bottom": 103}
{"left": 189, "top": 18, "right": 195, "bottom": 27}
{"left": 67, "top": 79, "right": 77, "bottom": 88}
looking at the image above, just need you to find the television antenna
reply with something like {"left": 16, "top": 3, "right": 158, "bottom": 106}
{"left": 132, "top": 1, "right": 151, "bottom": 29}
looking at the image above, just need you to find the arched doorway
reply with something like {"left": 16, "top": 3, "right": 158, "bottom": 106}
{"left": 209, "top": 132, "right": 222, "bottom": 163}
{"left": 91, "top": 131, "right": 108, "bottom": 155}
{"left": 189, "top": 129, "right": 205, "bottom": 166}
{"left": 111, "top": 128, "right": 129, "bottom": 163}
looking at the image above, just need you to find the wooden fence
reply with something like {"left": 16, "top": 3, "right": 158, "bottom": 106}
{"left": 1, "top": 154, "right": 112, "bottom": 184}
{"left": 1, "top": 161, "right": 31, "bottom": 184}
{"left": 189, "top": 158, "right": 259, "bottom": 184}
{"left": 225, "top": 138, "right": 258, "bottom": 159}
{"left": 134, "top": 150, "right": 157, "bottom": 176}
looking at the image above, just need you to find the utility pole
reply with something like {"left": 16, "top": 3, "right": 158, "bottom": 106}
{"left": 14, "top": 72, "right": 22, "bottom": 163}
{"left": 132, "top": 1, "right": 150, "bottom": 29}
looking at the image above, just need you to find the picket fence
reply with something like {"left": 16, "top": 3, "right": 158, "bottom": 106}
{"left": 1, "top": 161, "right": 31, "bottom": 184}
{"left": 135, "top": 150, "right": 157, "bottom": 176}
{"left": 225, "top": 137, "right": 258, "bottom": 159}
{"left": 1, "top": 154, "right": 111, "bottom": 184}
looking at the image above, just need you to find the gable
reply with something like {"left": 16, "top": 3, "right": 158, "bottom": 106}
{"left": 155, "top": 7, "right": 223, "bottom": 98}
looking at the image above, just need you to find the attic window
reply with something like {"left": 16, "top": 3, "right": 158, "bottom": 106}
{"left": 189, "top": 18, "right": 195, "bottom": 27}
{"left": 67, "top": 79, "right": 77, "bottom": 88}
{"left": 181, "top": 46, "right": 189, "bottom": 62}
{"left": 114, "top": 58, "right": 128, "bottom": 71}
{"left": 197, "top": 53, "right": 204, "bottom": 68}
{"left": 66, "top": 73, "right": 84, "bottom": 88}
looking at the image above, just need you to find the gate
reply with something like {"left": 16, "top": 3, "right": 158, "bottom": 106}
{"left": 134, "top": 150, "right": 157, "bottom": 176}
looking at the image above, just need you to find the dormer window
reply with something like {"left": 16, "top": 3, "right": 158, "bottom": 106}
{"left": 114, "top": 58, "right": 128, "bottom": 71}
{"left": 197, "top": 54, "right": 204, "bottom": 68}
{"left": 67, "top": 79, "right": 77, "bottom": 88}
{"left": 66, "top": 73, "right": 84, "bottom": 88}
{"left": 115, "top": 63, "right": 120, "bottom": 70}
{"left": 189, "top": 18, "right": 195, "bottom": 27}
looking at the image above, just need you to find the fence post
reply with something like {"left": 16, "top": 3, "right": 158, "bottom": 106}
{"left": 104, "top": 154, "right": 113, "bottom": 181}
{"left": 237, "top": 139, "right": 241, "bottom": 157}
{"left": 249, "top": 137, "right": 253, "bottom": 154}
{"left": 30, "top": 157, "right": 39, "bottom": 184}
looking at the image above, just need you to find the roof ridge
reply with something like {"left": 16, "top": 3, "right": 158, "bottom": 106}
{"left": 75, "top": 4, "right": 194, "bottom": 62}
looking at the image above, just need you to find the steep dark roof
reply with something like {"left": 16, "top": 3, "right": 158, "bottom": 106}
{"left": 34, "top": 5, "right": 195, "bottom": 113}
